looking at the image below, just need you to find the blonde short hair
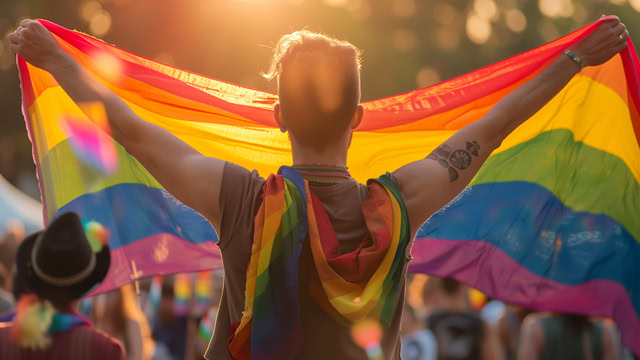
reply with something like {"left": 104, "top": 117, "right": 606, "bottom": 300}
{"left": 264, "top": 30, "right": 361, "bottom": 80}
{"left": 265, "top": 30, "right": 363, "bottom": 151}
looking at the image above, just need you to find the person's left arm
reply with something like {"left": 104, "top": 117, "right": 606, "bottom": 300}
{"left": 393, "top": 17, "right": 629, "bottom": 237}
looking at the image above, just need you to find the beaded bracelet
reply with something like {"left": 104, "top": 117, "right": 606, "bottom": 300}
{"left": 564, "top": 50, "right": 584, "bottom": 71}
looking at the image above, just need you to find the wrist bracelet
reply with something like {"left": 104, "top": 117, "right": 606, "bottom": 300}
{"left": 564, "top": 50, "right": 584, "bottom": 71}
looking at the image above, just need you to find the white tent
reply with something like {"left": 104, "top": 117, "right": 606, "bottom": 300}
{"left": 0, "top": 174, "right": 43, "bottom": 233}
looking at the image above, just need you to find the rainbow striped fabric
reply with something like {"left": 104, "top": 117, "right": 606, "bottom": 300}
{"left": 228, "top": 168, "right": 409, "bottom": 359}
{"left": 195, "top": 271, "right": 214, "bottom": 315}
{"left": 173, "top": 273, "right": 192, "bottom": 315}
{"left": 18, "top": 19, "right": 639, "bottom": 353}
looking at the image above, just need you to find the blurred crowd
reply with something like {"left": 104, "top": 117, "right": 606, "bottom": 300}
{"left": 0, "top": 220, "right": 637, "bottom": 360}
{"left": 401, "top": 274, "right": 638, "bottom": 360}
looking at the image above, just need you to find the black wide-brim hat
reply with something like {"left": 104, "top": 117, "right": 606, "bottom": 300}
{"left": 16, "top": 212, "right": 110, "bottom": 304}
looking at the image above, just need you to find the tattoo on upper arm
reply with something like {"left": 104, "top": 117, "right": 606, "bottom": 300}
{"left": 426, "top": 141, "right": 480, "bottom": 182}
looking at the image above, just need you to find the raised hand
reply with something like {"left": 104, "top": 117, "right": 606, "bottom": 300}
{"left": 393, "top": 15, "right": 631, "bottom": 238}
{"left": 7, "top": 19, "right": 226, "bottom": 231}
{"left": 7, "top": 19, "right": 67, "bottom": 71}
{"left": 570, "top": 16, "right": 629, "bottom": 67}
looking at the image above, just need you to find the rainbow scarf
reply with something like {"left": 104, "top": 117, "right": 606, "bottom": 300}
{"left": 18, "top": 19, "right": 640, "bottom": 353}
{"left": 228, "top": 167, "right": 409, "bottom": 359}
{"left": 48, "top": 313, "right": 89, "bottom": 332}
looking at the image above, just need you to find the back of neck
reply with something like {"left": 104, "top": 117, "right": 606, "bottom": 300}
{"left": 289, "top": 136, "right": 348, "bottom": 167}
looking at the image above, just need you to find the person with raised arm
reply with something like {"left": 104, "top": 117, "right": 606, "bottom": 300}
{"left": 7, "top": 16, "right": 628, "bottom": 359}
{"left": 0, "top": 212, "right": 125, "bottom": 360}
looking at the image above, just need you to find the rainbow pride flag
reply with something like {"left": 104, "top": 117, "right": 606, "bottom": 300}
{"left": 18, "top": 19, "right": 639, "bottom": 352}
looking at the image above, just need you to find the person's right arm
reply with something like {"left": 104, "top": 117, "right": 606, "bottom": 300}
{"left": 8, "top": 20, "right": 224, "bottom": 230}
{"left": 517, "top": 314, "right": 543, "bottom": 360}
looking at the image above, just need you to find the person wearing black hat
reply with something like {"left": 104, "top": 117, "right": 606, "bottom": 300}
{"left": 0, "top": 212, "right": 125, "bottom": 360}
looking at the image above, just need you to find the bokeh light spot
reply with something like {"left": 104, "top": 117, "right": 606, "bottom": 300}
{"left": 323, "top": 0, "right": 347, "bottom": 6}
{"left": 392, "top": 29, "right": 417, "bottom": 53}
{"left": 538, "top": 20, "right": 559, "bottom": 42}
{"left": 79, "top": 0, "right": 102, "bottom": 22}
{"left": 538, "top": 0, "right": 574, "bottom": 18}
{"left": 344, "top": 0, "right": 363, "bottom": 12}
{"left": 469, "top": 287, "right": 487, "bottom": 310}
{"left": 474, "top": 0, "right": 499, "bottom": 22}
{"left": 433, "top": 2, "right": 459, "bottom": 26}
{"left": 631, "top": 0, "right": 640, "bottom": 12}
{"left": 89, "top": 10, "right": 112, "bottom": 37}
{"left": 392, "top": 0, "right": 416, "bottom": 18}
{"left": 93, "top": 51, "right": 123, "bottom": 83}
{"left": 350, "top": 319, "right": 383, "bottom": 356}
{"left": 351, "top": 1, "right": 372, "bottom": 20}
{"left": 466, "top": 13, "right": 492, "bottom": 44}
{"left": 365, "top": 345, "right": 383, "bottom": 359}
{"left": 435, "top": 27, "right": 460, "bottom": 51}
{"left": 407, "top": 274, "right": 428, "bottom": 308}
{"left": 416, "top": 66, "right": 441, "bottom": 88}
{"left": 505, "top": 8, "right": 527, "bottom": 33}
{"left": 61, "top": 102, "right": 118, "bottom": 175}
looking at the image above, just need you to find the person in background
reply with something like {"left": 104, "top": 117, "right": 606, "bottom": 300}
{"left": 92, "top": 284, "right": 155, "bottom": 360}
{"left": 425, "top": 277, "right": 503, "bottom": 360}
{"left": 517, "top": 313, "right": 620, "bottom": 360}
{"left": 151, "top": 276, "right": 190, "bottom": 360}
{"left": 0, "top": 269, "right": 31, "bottom": 322}
{"left": 0, "top": 220, "right": 25, "bottom": 316}
{"left": 0, "top": 263, "right": 14, "bottom": 315}
{"left": 402, "top": 302, "right": 437, "bottom": 360}
{"left": 0, "top": 212, "right": 125, "bottom": 359}
{"left": 192, "top": 271, "right": 224, "bottom": 360}
{"left": 621, "top": 346, "right": 640, "bottom": 360}
{"left": 495, "top": 306, "right": 532, "bottom": 360}
{"left": 0, "top": 219, "right": 25, "bottom": 275}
